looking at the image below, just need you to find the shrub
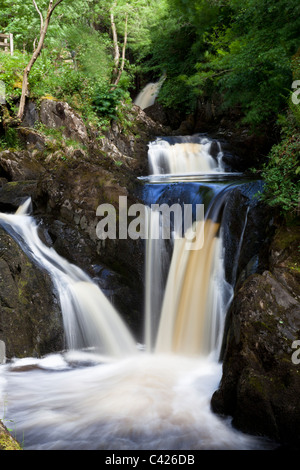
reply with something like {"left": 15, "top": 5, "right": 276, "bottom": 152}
{"left": 259, "top": 114, "right": 300, "bottom": 217}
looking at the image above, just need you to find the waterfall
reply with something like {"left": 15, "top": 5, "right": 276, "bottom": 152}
{"left": 154, "top": 218, "right": 232, "bottom": 358}
{"left": 143, "top": 136, "right": 236, "bottom": 358}
{"left": 0, "top": 134, "right": 272, "bottom": 450}
{"left": 144, "top": 182, "right": 234, "bottom": 358}
{"left": 148, "top": 135, "right": 225, "bottom": 175}
{"left": 134, "top": 76, "right": 165, "bottom": 110}
{"left": 0, "top": 205, "right": 137, "bottom": 358}
{"left": 144, "top": 209, "right": 170, "bottom": 352}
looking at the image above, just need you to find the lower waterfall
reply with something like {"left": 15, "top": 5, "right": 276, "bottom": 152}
{"left": 0, "top": 135, "right": 273, "bottom": 450}
{"left": 0, "top": 204, "right": 136, "bottom": 357}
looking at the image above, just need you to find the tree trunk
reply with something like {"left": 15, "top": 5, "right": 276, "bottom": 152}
{"left": 112, "top": 12, "right": 128, "bottom": 88}
{"left": 110, "top": 2, "right": 120, "bottom": 82}
{"left": 17, "top": 0, "right": 64, "bottom": 121}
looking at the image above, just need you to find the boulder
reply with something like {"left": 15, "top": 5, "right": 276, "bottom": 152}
{"left": 0, "top": 180, "right": 39, "bottom": 213}
{"left": 0, "top": 150, "right": 46, "bottom": 181}
{"left": 39, "top": 99, "right": 89, "bottom": 143}
{"left": 0, "top": 228, "right": 64, "bottom": 358}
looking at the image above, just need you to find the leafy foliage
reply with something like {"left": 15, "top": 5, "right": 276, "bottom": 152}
{"left": 260, "top": 125, "right": 300, "bottom": 216}
{"left": 92, "top": 83, "right": 131, "bottom": 125}
{"left": 138, "top": 0, "right": 300, "bottom": 125}
{"left": 0, "top": 0, "right": 145, "bottom": 128}
{"left": 0, "top": 0, "right": 95, "bottom": 52}
{"left": 0, "top": 0, "right": 299, "bottom": 202}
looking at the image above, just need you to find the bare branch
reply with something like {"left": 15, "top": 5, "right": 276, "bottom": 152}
{"left": 110, "top": 2, "right": 120, "bottom": 78}
{"left": 48, "top": 0, "right": 65, "bottom": 21}
{"left": 32, "top": 0, "right": 44, "bottom": 33}
{"left": 121, "top": 12, "right": 128, "bottom": 69}
{"left": 53, "top": 0, "right": 65, "bottom": 10}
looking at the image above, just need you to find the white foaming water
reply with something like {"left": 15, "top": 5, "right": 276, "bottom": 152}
{"left": 134, "top": 77, "right": 165, "bottom": 110}
{"left": 144, "top": 209, "right": 171, "bottom": 352}
{"left": 148, "top": 137, "right": 225, "bottom": 175}
{"left": 0, "top": 352, "right": 268, "bottom": 450}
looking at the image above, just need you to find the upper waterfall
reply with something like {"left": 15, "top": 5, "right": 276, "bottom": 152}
{"left": 134, "top": 76, "right": 165, "bottom": 110}
{"left": 148, "top": 135, "right": 225, "bottom": 175}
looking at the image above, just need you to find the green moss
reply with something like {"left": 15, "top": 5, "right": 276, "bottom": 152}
{"left": 0, "top": 181, "right": 23, "bottom": 191}
{"left": 288, "top": 262, "right": 300, "bottom": 274}
{"left": 248, "top": 374, "right": 268, "bottom": 397}
{"left": 273, "top": 226, "right": 300, "bottom": 252}
{"left": 0, "top": 423, "right": 22, "bottom": 450}
{"left": 253, "top": 320, "right": 276, "bottom": 334}
{"left": 0, "top": 127, "right": 23, "bottom": 152}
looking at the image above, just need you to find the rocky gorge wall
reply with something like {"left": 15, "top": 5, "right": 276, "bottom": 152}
{"left": 212, "top": 224, "right": 300, "bottom": 449}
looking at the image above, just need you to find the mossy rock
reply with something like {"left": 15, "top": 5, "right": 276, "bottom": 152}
{"left": 0, "top": 421, "right": 22, "bottom": 450}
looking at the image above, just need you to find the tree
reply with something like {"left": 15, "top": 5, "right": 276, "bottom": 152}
{"left": 110, "top": 1, "right": 128, "bottom": 88}
{"left": 17, "top": 0, "right": 65, "bottom": 121}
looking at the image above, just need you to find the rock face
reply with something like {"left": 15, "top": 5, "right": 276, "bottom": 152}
{"left": 0, "top": 150, "right": 46, "bottom": 182}
{"left": 0, "top": 180, "right": 39, "bottom": 213}
{"left": 0, "top": 228, "right": 64, "bottom": 358}
{"left": 141, "top": 96, "right": 277, "bottom": 171}
{"left": 222, "top": 181, "right": 273, "bottom": 288}
{"left": 39, "top": 99, "right": 89, "bottom": 143}
{"left": 21, "top": 100, "right": 170, "bottom": 176}
{"left": 211, "top": 225, "right": 300, "bottom": 449}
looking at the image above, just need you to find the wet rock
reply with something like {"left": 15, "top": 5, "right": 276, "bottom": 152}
{"left": 39, "top": 99, "right": 89, "bottom": 144}
{"left": 0, "top": 228, "right": 64, "bottom": 358}
{"left": 0, "top": 150, "right": 46, "bottom": 181}
{"left": 222, "top": 181, "right": 273, "bottom": 287}
{"left": 212, "top": 225, "right": 300, "bottom": 449}
{"left": 0, "top": 180, "right": 38, "bottom": 212}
